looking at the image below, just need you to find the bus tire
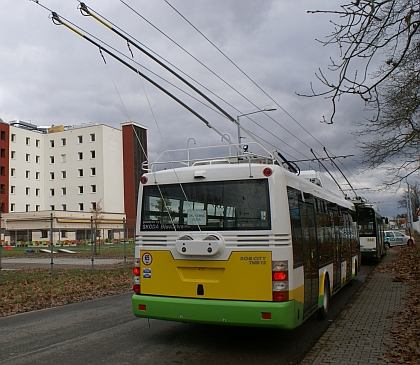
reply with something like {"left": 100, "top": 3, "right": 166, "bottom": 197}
{"left": 407, "top": 239, "right": 413, "bottom": 246}
{"left": 384, "top": 242, "right": 390, "bottom": 249}
{"left": 318, "top": 276, "right": 330, "bottom": 320}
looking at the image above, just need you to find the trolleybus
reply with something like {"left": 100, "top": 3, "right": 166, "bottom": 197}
{"left": 132, "top": 146, "right": 360, "bottom": 329}
{"left": 355, "top": 204, "right": 385, "bottom": 261}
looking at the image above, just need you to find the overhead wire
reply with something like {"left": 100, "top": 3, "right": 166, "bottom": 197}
{"left": 162, "top": 1, "right": 326, "bottom": 151}
{"left": 119, "top": 0, "right": 316, "bottom": 163}
{"left": 73, "top": 0, "right": 310, "bottom": 164}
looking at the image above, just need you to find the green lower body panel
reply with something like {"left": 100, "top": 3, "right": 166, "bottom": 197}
{"left": 132, "top": 294, "right": 302, "bottom": 329}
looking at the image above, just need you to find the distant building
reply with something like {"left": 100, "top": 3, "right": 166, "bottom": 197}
{"left": 0, "top": 120, "right": 147, "bottom": 244}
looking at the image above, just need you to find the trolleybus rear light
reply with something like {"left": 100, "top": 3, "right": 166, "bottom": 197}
{"left": 133, "top": 284, "right": 141, "bottom": 294}
{"left": 272, "top": 261, "right": 288, "bottom": 271}
{"left": 272, "top": 281, "right": 288, "bottom": 291}
{"left": 273, "top": 291, "right": 289, "bottom": 302}
{"left": 133, "top": 267, "right": 141, "bottom": 276}
{"left": 261, "top": 312, "right": 272, "bottom": 320}
{"left": 272, "top": 271, "right": 288, "bottom": 281}
{"left": 138, "top": 304, "right": 146, "bottom": 311}
{"left": 140, "top": 176, "right": 148, "bottom": 184}
{"left": 263, "top": 167, "right": 273, "bottom": 177}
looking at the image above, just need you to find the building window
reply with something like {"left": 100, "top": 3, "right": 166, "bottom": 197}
{"left": 11, "top": 150, "right": 15, "bottom": 159}
{"left": 78, "top": 185, "right": 84, "bottom": 194}
{"left": 91, "top": 184, "right": 97, "bottom": 193}
{"left": 11, "top": 186, "right": 15, "bottom": 194}
{"left": 90, "top": 133, "right": 95, "bottom": 142}
{"left": 0, "top": 166, "right": 4, "bottom": 176}
{"left": 78, "top": 135, "right": 83, "bottom": 143}
{"left": 26, "top": 170, "right": 30, "bottom": 179}
{"left": 50, "top": 156, "right": 55, "bottom": 164}
{"left": 0, "top": 149, "right": 5, "bottom": 158}
{"left": 11, "top": 134, "right": 16, "bottom": 142}
{"left": 10, "top": 203, "right": 15, "bottom": 212}
{"left": 36, "top": 205, "right": 40, "bottom": 212}
{"left": 78, "top": 169, "right": 84, "bottom": 177}
{"left": 36, "top": 139, "right": 40, "bottom": 147}
{"left": 26, "top": 153, "right": 30, "bottom": 162}
{"left": 36, "top": 155, "right": 40, "bottom": 163}
{"left": 41, "top": 230, "right": 48, "bottom": 238}
{"left": 50, "top": 205, "right": 55, "bottom": 211}
{"left": 90, "top": 150, "right": 96, "bottom": 159}
{"left": 11, "top": 168, "right": 15, "bottom": 177}
{"left": 26, "top": 137, "right": 30, "bottom": 145}
{"left": 62, "top": 204, "right": 67, "bottom": 211}
{"left": 0, "top": 131, "right": 5, "bottom": 140}
{"left": 91, "top": 202, "right": 97, "bottom": 210}
{"left": 79, "top": 203, "right": 84, "bottom": 211}
{"left": 62, "top": 187, "right": 67, "bottom": 196}
{"left": 36, "top": 172, "right": 40, "bottom": 180}
{"left": 50, "top": 188, "right": 55, "bottom": 196}
{"left": 36, "top": 188, "right": 40, "bottom": 196}
{"left": 0, "top": 184, "right": 5, "bottom": 194}
{"left": 61, "top": 138, "right": 66, "bottom": 146}
{"left": 50, "top": 140, "right": 54, "bottom": 148}
{"left": 26, "top": 187, "right": 30, "bottom": 196}
{"left": 50, "top": 172, "right": 55, "bottom": 180}
{"left": 26, "top": 204, "right": 30, "bottom": 212}
{"left": 61, "top": 154, "right": 66, "bottom": 163}
{"left": 61, "top": 170, "right": 67, "bottom": 179}
{"left": 78, "top": 152, "right": 83, "bottom": 160}
{"left": 91, "top": 167, "right": 96, "bottom": 176}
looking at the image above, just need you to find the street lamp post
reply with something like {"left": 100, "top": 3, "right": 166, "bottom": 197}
{"left": 237, "top": 107, "right": 276, "bottom": 152}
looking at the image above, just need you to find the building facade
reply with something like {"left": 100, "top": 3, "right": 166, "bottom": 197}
{"left": 0, "top": 120, "right": 147, "bottom": 244}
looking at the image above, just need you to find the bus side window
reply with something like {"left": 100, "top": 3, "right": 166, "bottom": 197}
{"left": 288, "top": 187, "right": 304, "bottom": 267}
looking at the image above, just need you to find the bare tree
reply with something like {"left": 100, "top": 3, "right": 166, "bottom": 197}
{"left": 305, "top": 1, "right": 420, "bottom": 185}
{"left": 398, "top": 181, "right": 420, "bottom": 221}
{"left": 90, "top": 199, "right": 103, "bottom": 255}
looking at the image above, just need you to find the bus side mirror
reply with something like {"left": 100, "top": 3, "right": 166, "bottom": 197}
{"left": 384, "top": 217, "right": 389, "bottom": 224}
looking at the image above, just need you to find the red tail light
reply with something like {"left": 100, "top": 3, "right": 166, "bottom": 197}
{"left": 273, "top": 291, "right": 289, "bottom": 302}
{"left": 261, "top": 312, "right": 272, "bottom": 319}
{"left": 273, "top": 271, "right": 288, "bottom": 281}
{"left": 133, "top": 267, "right": 140, "bottom": 276}
{"left": 133, "top": 284, "right": 140, "bottom": 294}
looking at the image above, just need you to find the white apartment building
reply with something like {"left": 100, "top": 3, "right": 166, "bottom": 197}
{"left": 8, "top": 121, "right": 124, "bottom": 214}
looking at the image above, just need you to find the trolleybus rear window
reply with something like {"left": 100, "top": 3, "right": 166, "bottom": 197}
{"left": 141, "top": 179, "right": 270, "bottom": 231}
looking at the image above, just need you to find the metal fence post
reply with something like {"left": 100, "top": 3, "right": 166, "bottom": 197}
{"left": 90, "top": 216, "right": 94, "bottom": 273}
{"left": 123, "top": 218, "right": 126, "bottom": 269}
{"left": 50, "top": 213, "right": 54, "bottom": 278}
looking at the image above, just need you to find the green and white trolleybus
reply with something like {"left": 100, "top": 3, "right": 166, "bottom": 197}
{"left": 132, "top": 146, "right": 360, "bottom": 329}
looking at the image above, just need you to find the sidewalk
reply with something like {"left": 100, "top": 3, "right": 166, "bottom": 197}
{"left": 301, "top": 249, "right": 408, "bottom": 365}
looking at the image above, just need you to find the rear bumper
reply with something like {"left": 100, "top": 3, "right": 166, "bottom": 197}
{"left": 132, "top": 294, "right": 302, "bottom": 329}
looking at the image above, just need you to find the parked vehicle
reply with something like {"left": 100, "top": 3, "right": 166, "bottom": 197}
{"left": 383, "top": 231, "right": 415, "bottom": 248}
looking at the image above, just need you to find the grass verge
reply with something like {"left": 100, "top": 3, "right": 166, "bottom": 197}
{"left": 1, "top": 267, "right": 132, "bottom": 317}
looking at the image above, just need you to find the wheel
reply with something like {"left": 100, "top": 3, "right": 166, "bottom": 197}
{"left": 318, "top": 276, "right": 330, "bottom": 320}
{"left": 384, "top": 242, "right": 390, "bottom": 249}
{"left": 407, "top": 239, "right": 413, "bottom": 246}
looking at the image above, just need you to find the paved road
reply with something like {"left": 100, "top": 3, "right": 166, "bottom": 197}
{"left": 0, "top": 264, "right": 374, "bottom": 365}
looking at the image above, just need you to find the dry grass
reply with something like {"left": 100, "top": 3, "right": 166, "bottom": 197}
{"left": 379, "top": 244, "right": 420, "bottom": 364}
{"left": 0, "top": 267, "right": 132, "bottom": 317}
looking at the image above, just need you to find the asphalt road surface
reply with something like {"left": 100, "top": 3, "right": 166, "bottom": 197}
{"left": 0, "top": 264, "right": 374, "bottom": 365}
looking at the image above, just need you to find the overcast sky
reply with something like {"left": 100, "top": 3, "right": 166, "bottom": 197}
{"left": 0, "top": 0, "right": 413, "bottom": 218}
